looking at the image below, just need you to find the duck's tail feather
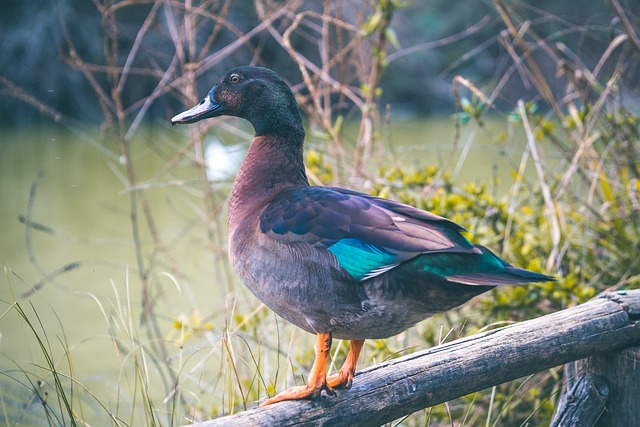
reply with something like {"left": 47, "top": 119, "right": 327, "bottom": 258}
{"left": 447, "top": 267, "right": 555, "bottom": 286}
{"left": 445, "top": 245, "right": 555, "bottom": 286}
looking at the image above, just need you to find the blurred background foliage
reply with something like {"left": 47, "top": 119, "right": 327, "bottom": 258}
{"left": 1, "top": 0, "right": 638, "bottom": 124}
{"left": 1, "top": 0, "right": 640, "bottom": 425}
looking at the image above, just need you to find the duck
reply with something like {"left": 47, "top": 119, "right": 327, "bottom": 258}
{"left": 171, "top": 66, "right": 554, "bottom": 406}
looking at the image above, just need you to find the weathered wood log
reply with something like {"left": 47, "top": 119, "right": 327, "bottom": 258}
{"left": 550, "top": 374, "right": 609, "bottom": 426}
{"left": 184, "top": 291, "right": 640, "bottom": 427}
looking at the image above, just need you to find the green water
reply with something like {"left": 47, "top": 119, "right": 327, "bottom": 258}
{"left": 0, "top": 119, "right": 558, "bottom": 423}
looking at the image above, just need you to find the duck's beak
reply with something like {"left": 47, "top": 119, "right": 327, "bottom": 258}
{"left": 171, "top": 87, "right": 222, "bottom": 125}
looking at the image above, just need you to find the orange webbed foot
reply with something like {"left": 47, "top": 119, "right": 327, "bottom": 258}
{"left": 259, "top": 382, "right": 335, "bottom": 407}
{"left": 260, "top": 332, "right": 334, "bottom": 407}
{"left": 259, "top": 336, "right": 366, "bottom": 406}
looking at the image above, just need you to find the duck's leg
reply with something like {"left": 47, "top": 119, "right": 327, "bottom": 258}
{"left": 260, "top": 332, "right": 334, "bottom": 406}
{"left": 326, "top": 339, "right": 365, "bottom": 389}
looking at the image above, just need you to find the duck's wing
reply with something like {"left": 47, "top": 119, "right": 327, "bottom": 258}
{"left": 259, "top": 186, "right": 480, "bottom": 282}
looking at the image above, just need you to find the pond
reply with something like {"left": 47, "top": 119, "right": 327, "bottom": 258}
{"left": 0, "top": 118, "right": 557, "bottom": 424}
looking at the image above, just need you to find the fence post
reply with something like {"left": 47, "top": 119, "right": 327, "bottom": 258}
{"left": 553, "top": 346, "right": 640, "bottom": 427}
{"left": 550, "top": 374, "right": 609, "bottom": 426}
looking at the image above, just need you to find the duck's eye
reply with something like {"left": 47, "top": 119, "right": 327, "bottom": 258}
{"left": 229, "top": 74, "right": 240, "bottom": 83}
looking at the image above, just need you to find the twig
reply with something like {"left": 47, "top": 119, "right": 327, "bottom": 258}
{"left": 494, "top": 0, "right": 566, "bottom": 123}
{"left": 117, "top": 0, "right": 161, "bottom": 95}
{"left": 517, "top": 100, "right": 561, "bottom": 271}
{"left": 387, "top": 15, "right": 492, "bottom": 63}
{"left": 0, "top": 76, "right": 66, "bottom": 123}
{"left": 610, "top": 0, "right": 640, "bottom": 56}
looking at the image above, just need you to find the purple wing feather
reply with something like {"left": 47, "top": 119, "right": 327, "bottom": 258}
{"left": 259, "top": 186, "right": 479, "bottom": 259}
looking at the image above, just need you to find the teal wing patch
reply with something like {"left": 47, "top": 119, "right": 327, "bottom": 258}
{"left": 327, "top": 238, "right": 399, "bottom": 281}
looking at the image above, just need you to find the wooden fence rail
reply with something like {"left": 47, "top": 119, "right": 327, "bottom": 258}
{"left": 184, "top": 290, "right": 640, "bottom": 427}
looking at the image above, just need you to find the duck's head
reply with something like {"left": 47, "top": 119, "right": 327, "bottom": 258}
{"left": 171, "top": 66, "right": 304, "bottom": 140}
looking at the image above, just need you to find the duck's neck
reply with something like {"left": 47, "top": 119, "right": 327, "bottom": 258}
{"left": 229, "top": 135, "right": 308, "bottom": 228}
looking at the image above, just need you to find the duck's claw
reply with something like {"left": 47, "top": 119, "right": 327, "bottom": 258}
{"left": 323, "top": 382, "right": 337, "bottom": 397}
